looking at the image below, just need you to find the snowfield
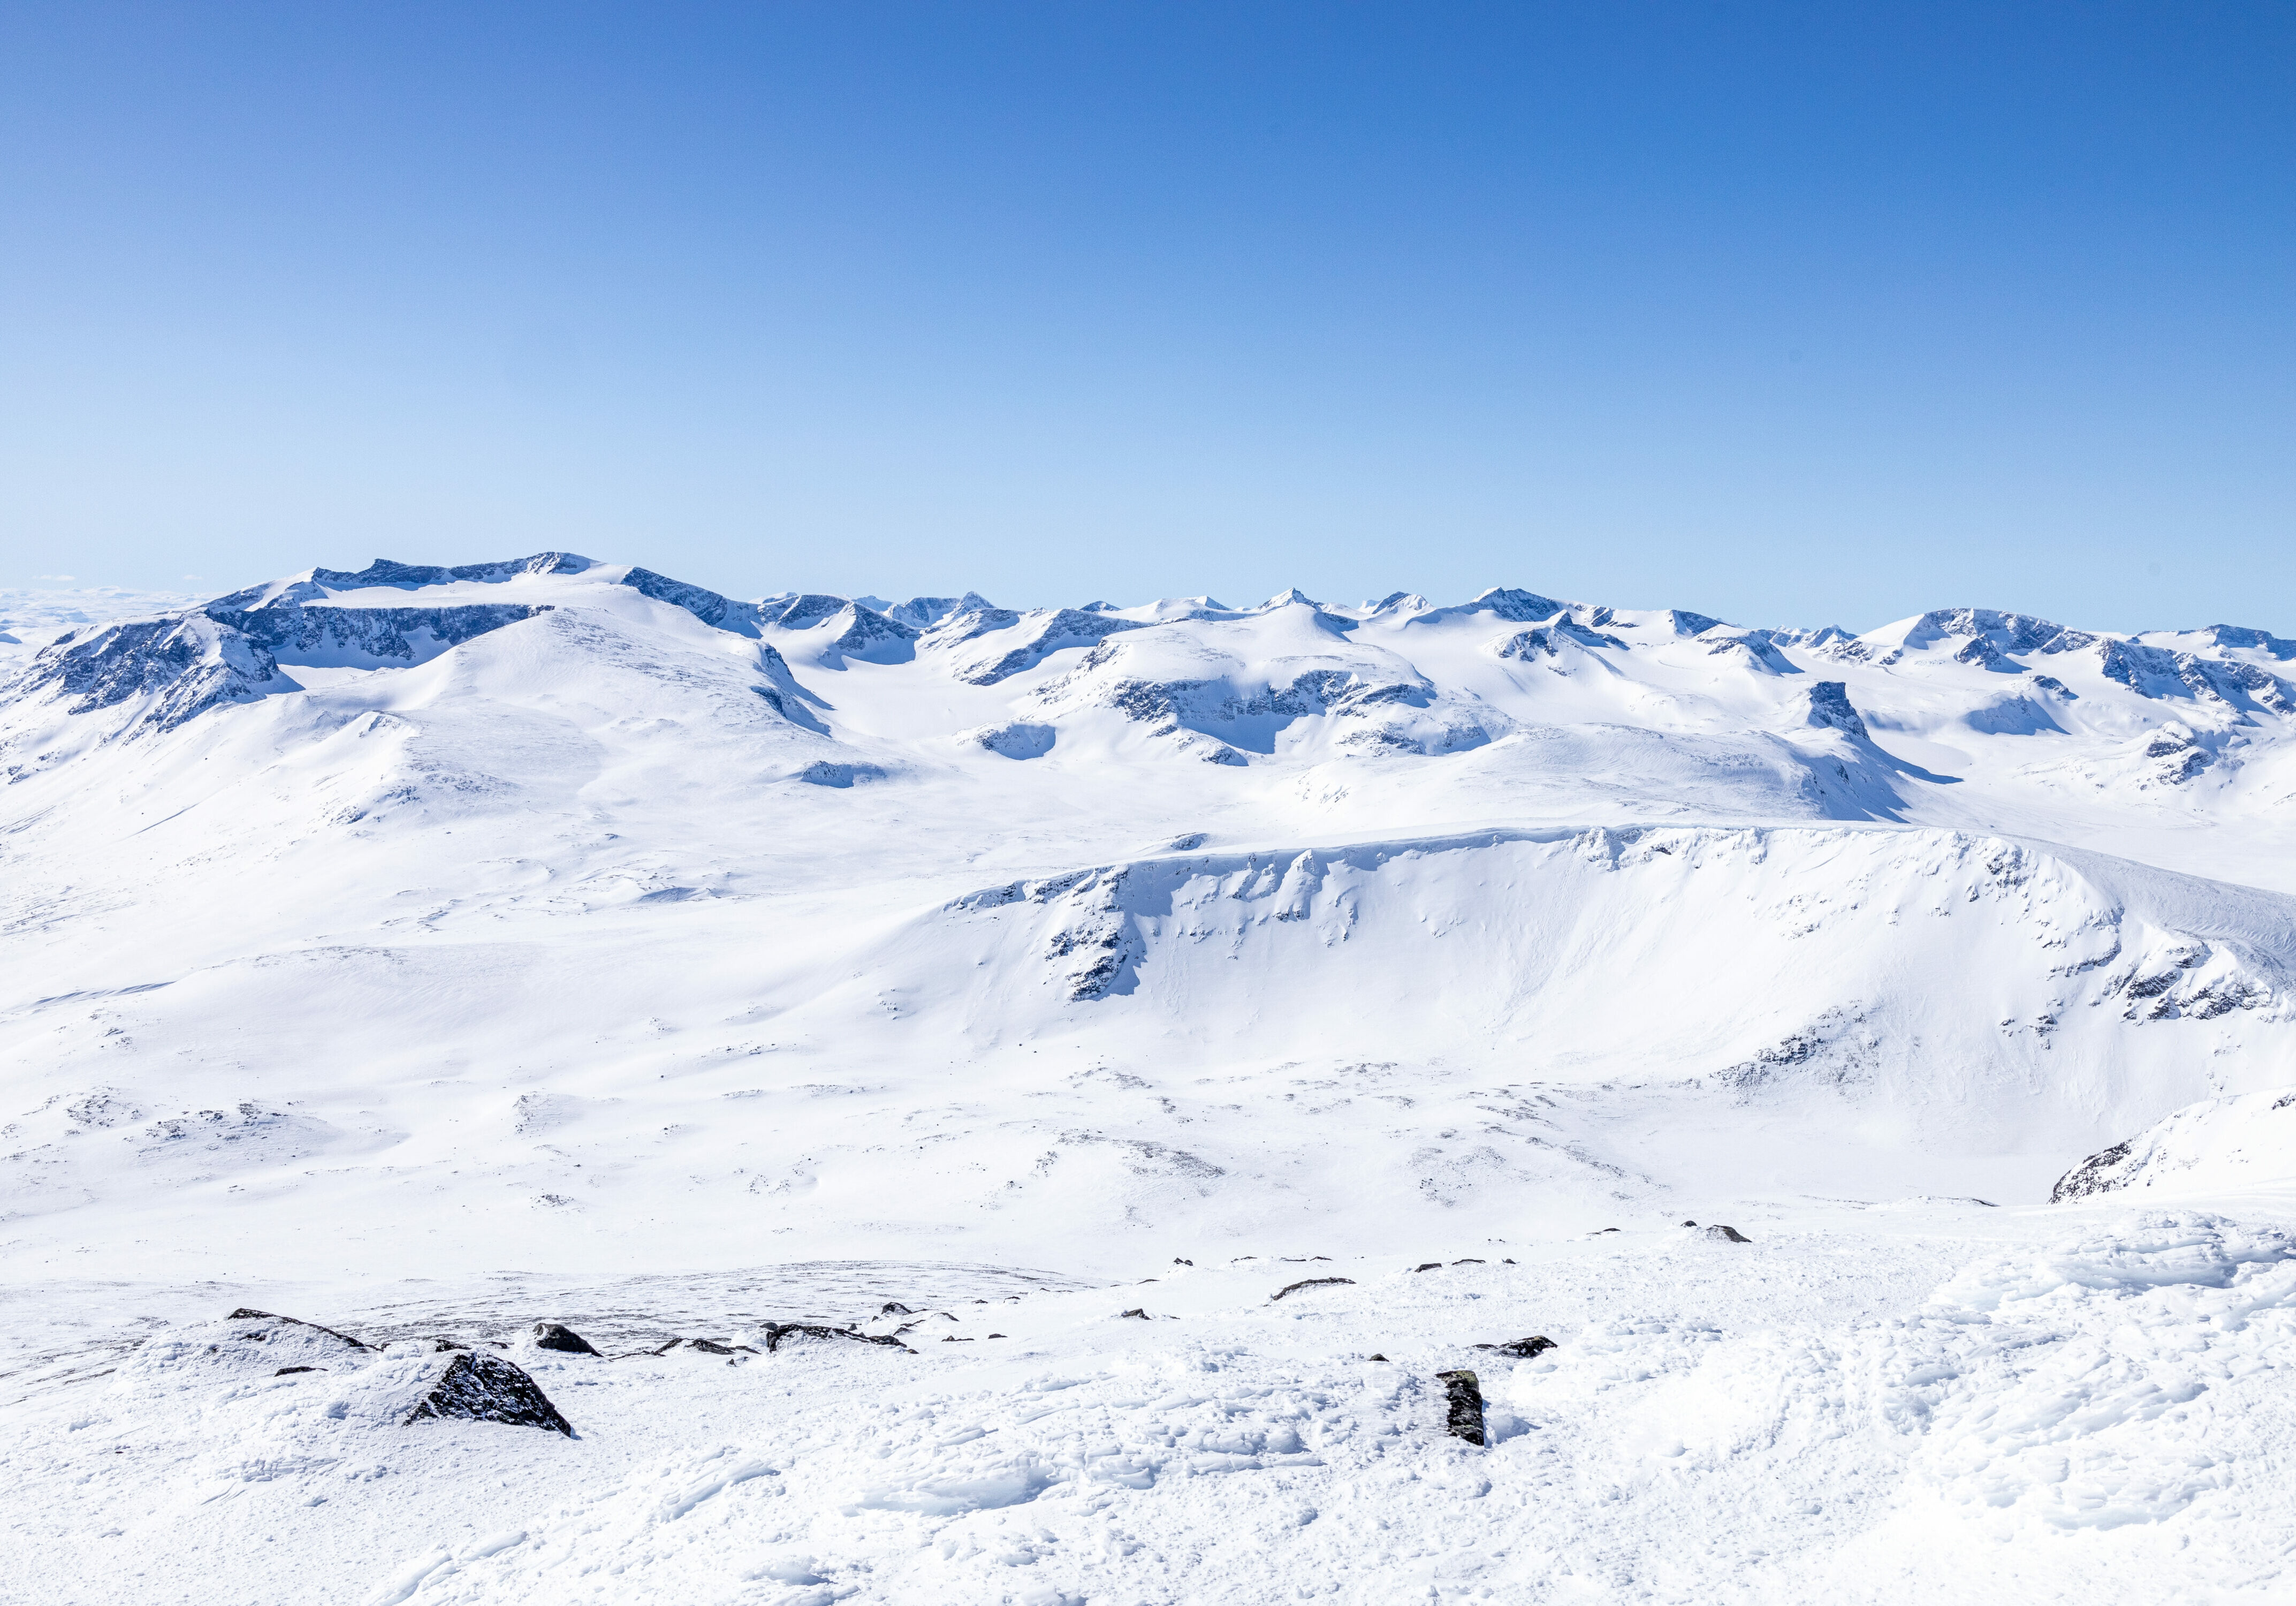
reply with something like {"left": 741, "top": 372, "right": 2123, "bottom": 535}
{"left": 4, "top": 554, "right": 2295, "bottom": 1601}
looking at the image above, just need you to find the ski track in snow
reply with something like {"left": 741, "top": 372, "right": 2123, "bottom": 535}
{"left": 6, "top": 558, "right": 2296, "bottom": 1600}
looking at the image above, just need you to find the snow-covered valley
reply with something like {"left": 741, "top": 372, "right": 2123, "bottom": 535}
{"left": 5, "top": 554, "right": 2295, "bottom": 1602}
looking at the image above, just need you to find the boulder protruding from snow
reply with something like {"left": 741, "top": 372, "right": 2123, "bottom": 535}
{"left": 760, "top": 1322, "right": 912, "bottom": 1354}
{"left": 1472, "top": 1335, "right": 1557, "bottom": 1358}
{"left": 404, "top": 1351, "right": 574, "bottom": 1436}
{"left": 225, "top": 1308, "right": 371, "bottom": 1355}
{"left": 1269, "top": 1276, "right": 1355, "bottom": 1301}
{"left": 1705, "top": 1224, "right": 1751, "bottom": 1243}
{"left": 532, "top": 1322, "right": 600, "bottom": 1356}
{"left": 655, "top": 1337, "right": 758, "bottom": 1360}
{"left": 1438, "top": 1369, "right": 1487, "bottom": 1446}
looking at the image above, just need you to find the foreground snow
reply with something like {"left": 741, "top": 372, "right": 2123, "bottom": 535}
{"left": 6, "top": 1202, "right": 2293, "bottom": 1604}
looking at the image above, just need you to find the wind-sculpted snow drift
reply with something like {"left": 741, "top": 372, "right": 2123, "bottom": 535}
{"left": 10, "top": 554, "right": 2296, "bottom": 1600}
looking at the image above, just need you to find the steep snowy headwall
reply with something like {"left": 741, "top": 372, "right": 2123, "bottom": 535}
{"left": 869, "top": 827, "right": 2296, "bottom": 1143}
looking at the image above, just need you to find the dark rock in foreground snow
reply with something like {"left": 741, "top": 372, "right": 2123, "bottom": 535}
{"left": 1439, "top": 1369, "right": 1487, "bottom": 1446}
{"left": 761, "top": 1323, "right": 911, "bottom": 1353}
{"left": 532, "top": 1322, "right": 600, "bottom": 1355}
{"left": 1705, "top": 1224, "right": 1751, "bottom": 1243}
{"left": 1269, "top": 1277, "right": 1355, "bottom": 1301}
{"left": 404, "top": 1351, "right": 573, "bottom": 1436}
{"left": 1473, "top": 1336, "right": 1557, "bottom": 1358}
{"left": 655, "top": 1337, "right": 758, "bottom": 1358}
{"left": 226, "top": 1308, "right": 370, "bottom": 1354}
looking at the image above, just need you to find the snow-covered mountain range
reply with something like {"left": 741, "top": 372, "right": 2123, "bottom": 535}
{"left": 10, "top": 552, "right": 2296, "bottom": 1604}
{"left": 4, "top": 551, "right": 2293, "bottom": 1277}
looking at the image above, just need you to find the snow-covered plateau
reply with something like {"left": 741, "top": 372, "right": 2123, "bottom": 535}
{"left": 5, "top": 553, "right": 2295, "bottom": 1602}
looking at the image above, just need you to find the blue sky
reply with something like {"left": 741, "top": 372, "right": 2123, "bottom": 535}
{"left": 3, "top": 3, "right": 2291, "bottom": 631}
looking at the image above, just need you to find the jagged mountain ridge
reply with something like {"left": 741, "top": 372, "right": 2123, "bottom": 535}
{"left": 12, "top": 555, "right": 2292, "bottom": 782}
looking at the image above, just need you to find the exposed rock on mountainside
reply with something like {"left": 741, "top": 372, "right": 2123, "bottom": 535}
{"left": 2051, "top": 1087, "right": 2296, "bottom": 1200}
{"left": 955, "top": 608, "right": 1144, "bottom": 684}
{"left": 2052, "top": 1139, "right": 2140, "bottom": 1201}
{"left": 1805, "top": 680, "right": 1869, "bottom": 738}
{"left": 25, "top": 612, "right": 291, "bottom": 730}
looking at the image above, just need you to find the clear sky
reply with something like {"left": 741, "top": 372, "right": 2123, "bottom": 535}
{"left": 3, "top": 3, "right": 2292, "bottom": 631}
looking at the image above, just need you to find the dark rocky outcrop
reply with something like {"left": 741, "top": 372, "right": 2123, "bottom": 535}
{"left": 532, "top": 1322, "right": 600, "bottom": 1355}
{"left": 28, "top": 616, "right": 285, "bottom": 731}
{"left": 1704, "top": 1224, "right": 1751, "bottom": 1243}
{"left": 765, "top": 594, "right": 855, "bottom": 628}
{"left": 1902, "top": 608, "right": 2074, "bottom": 657}
{"left": 1472, "top": 1336, "right": 1557, "bottom": 1359}
{"left": 823, "top": 604, "right": 918, "bottom": 661}
{"left": 759, "top": 1323, "right": 911, "bottom": 1354}
{"left": 2201, "top": 625, "right": 2296, "bottom": 660}
{"left": 1407, "top": 587, "right": 1567, "bottom": 627}
{"left": 294, "top": 552, "right": 592, "bottom": 592}
{"left": 957, "top": 609, "right": 1145, "bottom": 685}
{"left": 1438, "top": 1369, "right": 1487, "bottom": 1446}
{"left": 1117, "top": 1308, "right": 1150, "bottom": 1320}
{"left": 1806, "top": 681, "right": 1870, "bottom": 739}
{"left": 796, "top": 760, "right": 887, "bottom": 788}
{"left": 652, "top": 1332, "right": 757, "bottom": 1360}
{"left": 226, "top": 1309, "right": 370, "bottom": 1353}
{"left": 655, "top": 1337, "right": 757, "bottom": 1357}
{"left": 404, "top": 1351, "right": 574, "bottom": 1436}
{"left": 621, "top": 566, "right": 747, "bottom": 630}
{"left": 1269, "top": 1277, "right": 1355, "bottom": 1301}
{"left": 2051, "top": 1138, "right": 2137, "bottom": 1202}
{"left": 215, "top": 601, "right": 552, "bottom": 661}
{"left": 1494, "top": 621, "right": 1628, "bottom": 659}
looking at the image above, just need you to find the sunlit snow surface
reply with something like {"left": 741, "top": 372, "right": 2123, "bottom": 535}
{"left": 5, "top": 558, "right": 2296, "bottom": 1601}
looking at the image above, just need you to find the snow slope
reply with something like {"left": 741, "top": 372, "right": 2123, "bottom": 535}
{"left": 7, "top": 554, "right": 2296, "bottom": 1601}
